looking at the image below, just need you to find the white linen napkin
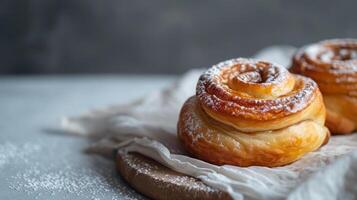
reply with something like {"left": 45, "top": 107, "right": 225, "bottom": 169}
{"left": 62, "top": 46, "right": 357, "bottom": 200}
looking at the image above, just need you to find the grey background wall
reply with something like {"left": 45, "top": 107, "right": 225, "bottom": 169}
{"left": 2, "top": 0, "right": 357, "bottom": 74}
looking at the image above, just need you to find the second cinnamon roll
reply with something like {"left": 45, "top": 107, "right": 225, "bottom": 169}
{"left": 291, "top": 39, "right": 357, "bottom": 134}
{"left": 178, "top": 58, "right": 329, "bottom": 167}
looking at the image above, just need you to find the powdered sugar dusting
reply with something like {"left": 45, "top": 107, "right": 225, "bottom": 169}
{"left": 9, "top": 158, "right": 142, "bottom": 200}
{"left": 182, "top": 112, "right": 204, "bottom": 144}
{"left": 9, "top": 160, "right": 143, "bottom": 200}
{"left": 179, "top": 97, "right": 225, "bottom": 147}
{"left": 5, "top": 140, "right": 145, "bottom": 200}
{"left": 295, "top": 39, "right": 357, "bottom": 82}
{"left": 0, "top": 142, "right": 41, "bottom": 168}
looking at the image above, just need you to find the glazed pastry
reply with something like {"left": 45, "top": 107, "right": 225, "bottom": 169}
{"left": 177, "top": 58, "right": 329, "bottom": 167}
{"left": 291, "top": 39, "right": 357, "bottom": 134}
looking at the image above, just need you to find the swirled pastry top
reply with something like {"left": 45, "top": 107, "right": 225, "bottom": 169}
{"left": 196, "top": 58, "right": 323, "bottom": 132}
{"left": 292, "top": 39, "right": 357, "bottom": 96}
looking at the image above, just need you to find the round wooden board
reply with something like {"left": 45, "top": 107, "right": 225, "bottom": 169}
{"left": 116, "top": 152, "right": 232, "bottom": 200}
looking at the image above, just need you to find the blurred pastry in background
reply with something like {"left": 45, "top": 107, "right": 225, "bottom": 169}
{"left": 291, "top": 39, "right": 357, "bottom": 134}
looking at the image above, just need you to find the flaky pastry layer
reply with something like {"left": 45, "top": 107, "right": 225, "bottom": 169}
{"left": 178, "top": 97, "right": 329, "bottom": 167}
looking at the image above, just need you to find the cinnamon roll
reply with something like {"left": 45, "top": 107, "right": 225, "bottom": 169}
{"left": 177, "top": 58, "right": 329, "bottom": 167}
{"left": 291, "top": 39, "right": 357, "bottom": 134}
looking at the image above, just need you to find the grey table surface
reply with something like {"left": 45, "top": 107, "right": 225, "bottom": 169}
{"left": 0, "top": 75, "right": 176, "bottom": 200}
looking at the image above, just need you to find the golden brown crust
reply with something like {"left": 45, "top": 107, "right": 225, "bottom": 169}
{"left": 291, "top": 39, "right": 357, "bottom": 134}
{"left": 178, "top": 58, "right": 329, "bottom": 167}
